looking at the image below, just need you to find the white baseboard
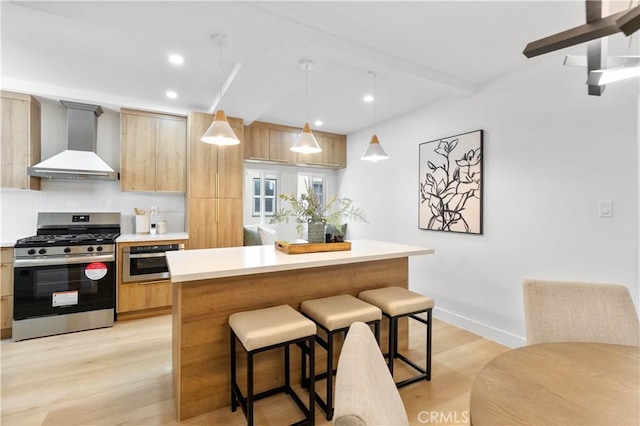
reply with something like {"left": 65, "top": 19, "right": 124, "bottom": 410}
{"left": 433, "top": 307, "right": 526, "bottom": 348}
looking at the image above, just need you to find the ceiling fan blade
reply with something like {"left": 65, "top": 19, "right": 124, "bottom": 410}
{"left": 617, "top": 5, "right": 640, "bottom": 36}
{"left": 563, "top": 55, "right": 640, "bottom": 67}
{"left": 523, "top": 9, "right": 627, "bottom": 58}
{"left": 587, "top": 66, "right": 640, "bottom": 85}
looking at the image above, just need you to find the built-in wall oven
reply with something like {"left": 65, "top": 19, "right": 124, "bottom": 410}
{"left": 122, "top": 243, "right": 184, "bottom": 283}
{"left": 13, "top": 212, "right": 120, "bottom": 341}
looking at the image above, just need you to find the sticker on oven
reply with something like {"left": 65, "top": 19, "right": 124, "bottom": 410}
{"left": 52, "top": 291, "right": 78, "bottom": 307}
{"left": 85, "top": 262, "right": 108, "bottom": 280}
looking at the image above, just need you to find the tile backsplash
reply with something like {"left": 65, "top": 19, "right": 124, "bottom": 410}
{"left": 0, "top": 179, "right": 185, "bottom": 242}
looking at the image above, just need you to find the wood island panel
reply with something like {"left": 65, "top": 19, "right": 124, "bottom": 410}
{"left": 173, "top": 257, "right": 409, "bottom": 420}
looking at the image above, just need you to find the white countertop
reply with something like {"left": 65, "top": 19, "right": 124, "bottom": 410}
{"left": 116, "top": 232, "right": 189, "bottom": 243}
{"left": 166, "top": 239, "right": 434, "bottom": 283}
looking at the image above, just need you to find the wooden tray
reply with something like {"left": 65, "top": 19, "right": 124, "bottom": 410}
{"left": 275, "top": 240, "right": 351, "bottom": 254}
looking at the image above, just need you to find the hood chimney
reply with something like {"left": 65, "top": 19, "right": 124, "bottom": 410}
{"left": 28, "top": 100, "right": 118, "bottom": 181}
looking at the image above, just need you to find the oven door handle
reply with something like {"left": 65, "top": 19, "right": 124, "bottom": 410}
{"left": 14, "top": 254, "right": 115, "bottom": 268}
{"left": 128, "top": 252, "right": 168, "bottom": 259}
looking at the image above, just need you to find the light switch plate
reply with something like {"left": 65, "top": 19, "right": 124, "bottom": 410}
{"left": 599, "top": 200, "right": 613, "bottom": 217}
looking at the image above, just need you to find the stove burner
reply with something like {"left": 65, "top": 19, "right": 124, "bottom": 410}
{"left": 16, "top": 232, "right": 119, "bottom": 248}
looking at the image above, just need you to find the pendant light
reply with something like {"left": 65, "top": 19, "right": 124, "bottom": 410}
{"left": 362, "top": 71, "right": 388, "bottom": 162}
{"left": 201, "top": 34, "right": 240, "bottom": 146}
{"left": 291, "top": 60, "right": 321, "bottom": 154}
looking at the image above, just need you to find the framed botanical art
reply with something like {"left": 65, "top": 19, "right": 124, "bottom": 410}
{"left": 418, "top": 130, "right": 483, "bottom": 234}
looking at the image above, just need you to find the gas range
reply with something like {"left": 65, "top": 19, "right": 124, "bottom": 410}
{"left": 12, "top": 212, "right": 121, "bottom": 341}
{"left": 14, "top": 213, "right": 120, "bottom": 264}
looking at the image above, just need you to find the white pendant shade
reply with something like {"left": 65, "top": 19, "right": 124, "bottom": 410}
{"left": 291, "top": 122, "right": 321, "bottom": 153}
{"left": 362, "top": 134, "right": 388, "bottom": 162}
{"left": 201, "top": 110, "right": 240, "bottom": 145}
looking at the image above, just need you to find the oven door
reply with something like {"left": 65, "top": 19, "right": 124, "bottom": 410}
{"left": 123, "top": 251, "right": 170, "bottom": 283}
{"left": 13, "top": 255, "right": 115, "bottom": 320}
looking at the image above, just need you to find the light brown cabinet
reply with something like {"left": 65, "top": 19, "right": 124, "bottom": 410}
{"left": 1, "top": 247, "right": 14, "bottom": 338}
{"left": 269, "top": 128, "right": 299, "bottom": 164}
{"left": 116, "top": 239, "right": 188, "bottom": 320}
{"left": 297, "top": 133, "right": 347, "bottom": 168}
{"left": 187, "top": 111, "right": 243, "bottom": 249}
{"left": 120, "top": 109, "right": 187, "bottom": 192}
{"left": 1, "top": 91, "right": 41, "bottom": 190}
{"left": 243, "top": 126, "right": 269, "bottom": 161}
{"left": 243, "top": 121, "right": 346, "bottom": 168}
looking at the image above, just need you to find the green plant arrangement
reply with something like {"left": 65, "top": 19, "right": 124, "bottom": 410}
{"left": 270, "top": 182, "right": 367, "bottom": 241}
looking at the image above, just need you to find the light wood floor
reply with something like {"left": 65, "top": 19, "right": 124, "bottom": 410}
{"left": 1, "top": 315, "right": 508, "bottom": 425}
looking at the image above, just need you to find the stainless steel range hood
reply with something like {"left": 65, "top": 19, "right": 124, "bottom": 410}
{"left": 28, "top": 100, "right": 118, "bottom": 180}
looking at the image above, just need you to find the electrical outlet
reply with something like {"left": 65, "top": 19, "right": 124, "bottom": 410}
{"left": 599, "top": 200, "right": 612, "bottom": 217}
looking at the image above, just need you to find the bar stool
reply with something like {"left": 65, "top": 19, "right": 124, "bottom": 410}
{"left": 300, "top": 294, "right": 382, "bottom": 420}
{"left": 229, "top": 304, "right": 317, "bottom": 426}
{"left": 358, "top": 286, "right": 434, "bottom": 388}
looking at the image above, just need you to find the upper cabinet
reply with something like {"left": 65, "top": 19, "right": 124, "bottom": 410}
{"left": 186, "top": 111, "right": 244, "bottom": 250}
{"left": 187, "top": 111, "right": 243, "bottom": 199}
{"left": 120, "top": 108, "right": 187, "bottom": 193}
{"left": 1, "top": 91, "right": 41, "bottom": 190}
{"left": 243, "top": 121, "right": 346, "bottom": 169}
{"left": 298, "top": 133, "right": 347, "bottom": 168}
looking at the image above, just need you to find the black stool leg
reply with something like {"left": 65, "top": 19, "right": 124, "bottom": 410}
{"left": 426, "top": 309, "right": 432, "bottom": 380}
{"left": 285, "top": 344, "right": 290, "bottom": 393}
{"left": 325, "top": 330, "right": 334, "bottom": 421}
{"left": 308, "top": 336, "right": 316, "bottom": 425}
{"left": 388, "top": 315, "right": 397, "bottom": 375}
{"left": 300, "top": 338, "right": 307, "bottom": 388}
{"left": 231, "top": 331, "right": 238, "bottom": 411}
{"left": 247, "top": 351, "right": 254, "bottom": 426}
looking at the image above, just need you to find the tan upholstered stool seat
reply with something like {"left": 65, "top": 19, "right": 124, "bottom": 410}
{"left": 359, "top": 286, "right": 434, "bottom": 317}
{"left": 301, "top": 294, "right": 382, "bottom": 331}
{"left": 229, "top": 305, "right": 316, "bottom": 352}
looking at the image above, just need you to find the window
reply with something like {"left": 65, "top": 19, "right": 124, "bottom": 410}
{"left": 249, "top": 171, "right": 278, "bottom": 219}
{"left": 252, "top": 177, "right": 277, "bottom": 217}
{"left": 298, "top": 174, "right": 325, "bottom": 209}
{"left": 264, "top": 178, "right": 277, "bottom": 216}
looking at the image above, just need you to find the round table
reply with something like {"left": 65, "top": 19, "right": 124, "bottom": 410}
{"left": 469, "top": 342, "right": 640, "bottom": 425}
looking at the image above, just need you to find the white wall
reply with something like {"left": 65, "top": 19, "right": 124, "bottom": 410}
{"left": 339, "top": 56, "right": 639, "bottom": 347}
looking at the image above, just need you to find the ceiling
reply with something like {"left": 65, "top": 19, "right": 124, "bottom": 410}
{"left": 1, "top": 1, "right": 637, "bottom": 135}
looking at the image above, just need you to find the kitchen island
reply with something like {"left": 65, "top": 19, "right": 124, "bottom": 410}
{"left": 166, "top": 239, "right": 434, "bottom": 420}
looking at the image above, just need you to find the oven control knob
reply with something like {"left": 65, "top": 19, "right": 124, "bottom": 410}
{"left": 96, "top": 246, "right": 103, "bottom": 252}
{"left": 38, "top": 248, "right": 47, "bottom": 255}
{"left": 87, "top": 246, "right": 94, "bottom": 252}
{"left": 28, "top": 249, "right": 36, "bottom": 255}
{"left": 64, "top": 247, "right": 71, "bottom": 253}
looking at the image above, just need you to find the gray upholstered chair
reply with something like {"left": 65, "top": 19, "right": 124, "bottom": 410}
{"left": 523, "top": 279, "right": 640, "bottom": 346}
{"left": 333, "top": 321, "right": 409, "bottom": 426}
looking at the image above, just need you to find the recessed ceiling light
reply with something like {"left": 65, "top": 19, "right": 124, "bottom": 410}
{"left": 169, "top": 54, "right": 184, "bottom": 65}
{"left": 363, "top": 95, "right": 374, "bottom": 103}
{"left": 314, "top": 120, "right": 323, "bottom": 127}
{"left": 166, "top": 91, "right": 178, "bottom": 99}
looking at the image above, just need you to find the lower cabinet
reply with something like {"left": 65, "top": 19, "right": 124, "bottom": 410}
{"left": 118, "top": 279, "right": 172, "bottom": 318}
{"left": 116, "top": 239, "right": 188, "bottom": 320}
{"left": 1, "top": 247, "right": 14, "bottom": 338}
